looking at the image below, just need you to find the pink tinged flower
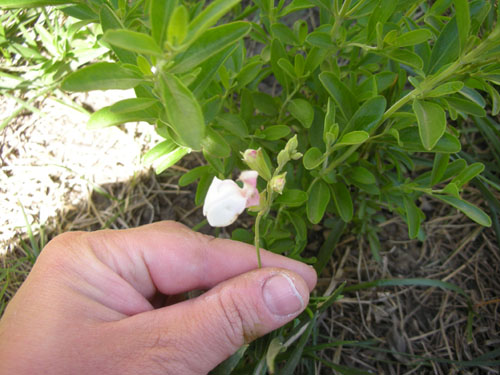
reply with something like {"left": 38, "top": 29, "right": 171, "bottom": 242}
{"left": 203, "top": 171, "right": 260, "bottom": 227}
{"left": 239, "top": 170, "right": 260, "bottom": 207}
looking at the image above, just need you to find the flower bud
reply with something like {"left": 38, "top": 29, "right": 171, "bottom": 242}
{"left": 241, "top": 148, "right": 272, "bottom": 181}
{"left": 285, "top": 135, "right": 299, "bottom": 155}
{"left": 277, "top": 149, "right": 289, "bottom": 168}
{"left": 270, "top": 172, "right": 287, "bottom": 194}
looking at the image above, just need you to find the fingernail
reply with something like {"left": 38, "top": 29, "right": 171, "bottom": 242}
{"left": 263, "top": 273, "right": 305, "bottom": 316}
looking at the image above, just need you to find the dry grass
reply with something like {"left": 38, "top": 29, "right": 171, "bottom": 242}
{"left": 313, "top": 194, "right": 500, "bottom": 374}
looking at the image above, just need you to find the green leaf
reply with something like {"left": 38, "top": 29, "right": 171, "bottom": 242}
{"left": 442, "top": 182, "right": 460, "bottom": 198}
{"left": 99, "top": 5, "right": 136, "bottom": 64}
{"left": 171, "top": 22, "right": 251, "bottom": 74}
{"left": 288, "top": 99, "right": 314, "bottom": 128}
{"left": 159, "top": 72, "right": 205, "bottom": 150}
{"left": 150, "top": 0, "right": 176, "bottom": 46}
{"left": 201, "top": 128, "right": 231, "bottom": 157}
{"left": 277, "top": 58, "right": 297, "bottom": 80}
{"left": 231, "top": 228, "right": 254, "bottom": 244}
{"left": 178, "top": 165, "right": 211, "bottom": 186}
{"left": 431, "top": 153, "right": 450, "bottom": 186}
{"left": 342, "top": 96, "right": 386, "bottom": 135}
{"left": 307, "top": 179, "right": 330, "bottom": 224}
{"left": 433, "top": 195, "right": 492, "bottom": 227}
{"left": 403, "top": 196, "right": 423, "bottom": 239}
{"left": 335, "top": 131, "right": 369, "bottom": 147}
{"left": 275, "top": 189, "right": 308, "bottom": 207}
{"left": 384, "top": 49, "right": 423, "bottom": 70}
{"left": 413, "top": 99, "right": 447, "bottom": 151}
{"left": 304, "top": 47, "right": 329, "bottom": 74}
{"left": 280, "top": 0, "right": 315, "bottom": 17}
{"left": 286, "top": 212, "right": 307, "bottom": 240}
{"left": 319, "top": 72, "right": 358, "bottom": 120}
{"left": 344, "top": 278, "right": 469, "bottom": 299}
{"left": 88, "top": 98, "right": 159, "bottom": 129}
{"left": 261, "top": 125, "right": 291, "bottom": 140}
{"left": 446, "top": 97, "right": 486, "bottom": 117}
{"left": 213, "top": 345, "right": 249, "bottom": 375}
{"left": 277, "top": 316, "right": 316, "bottom": 375}
{"left": 215, "top": 113, "right": 248, "bottom": 138}
{"left": 331, "top": 181, "right": 353, "bottom": 222}
{"left": 154, "top": 147, "right": 190, "bottom": 174}
{"left": 306, "top": 31, "right": 333, "bottom": 49}
{"left": 61, "top": 63, "right": 143, "bottom": 91}
{"left": 460, "top": 86, "right": 486, "bottom": 108}
{"left": 426, "top": 81, "right": 464, "bottom": 98}
{"left": 253, "top": 92, "right": 278, "bottom": 116}
{"left": 392, "top": 29, "right": 433, "bottom": 47}
{"left": 294, "top": 54, "right": 305, "bottom": 77}
{"left": 485, "top": 83, "right": 500, "bottom": 116}
{"left": 103, "top": 29, "right": 163, "bottom": 56}
{"left": 428, "top": 17, "right": 459, "bottom": 74}
{"left": 271, "top": 39, "right": 290, "bottom": 89}
{"left": 314, "top": 219, "right": 346, "bottom": 275}
{"left": 167, "top": 5, "right": 189, "bottom": 46}
{"left": 186, "top": 0, "right": 241, "bottom": 44}
{"left": 237, "top": 60, "right": 263, "bottom": 87}
{"left": 190, "top": 44, "right": 239, "bottom": 97}
{"left": 143, "top": 139, "right": 177, "bottom": 164}
{"left": 399, "top": 127, "right": 461, "bottom": 153}
{"left": 451, "top": 162, "right": 484, "bottom": 188}
{"left": 350, "top": 166, "right": 376, "bottom": 185}
{"left": 454, "top": 0, "right": 470, "bottom": 52}
{"left": 271, "top": 23, "right": 298, "bottom": 45}
{"left": 266, "top": 338, "right": 285, "bottom": 375}
{"left": 303, "top": 147, "right": 324, "bottom": 170}
{"left": 0, "top": 0, "right": 72, "bottom": 7}
{"left": 430, "top": 0, "right": 453, "bottom": 15}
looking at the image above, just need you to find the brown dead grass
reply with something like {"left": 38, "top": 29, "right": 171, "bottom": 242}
{"left": 313, "top": 192, "right": 500, "bottom": 374}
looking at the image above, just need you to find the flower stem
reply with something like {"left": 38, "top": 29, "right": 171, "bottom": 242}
{"left": 254, "top": 211, "right": 263, "bottom": 268}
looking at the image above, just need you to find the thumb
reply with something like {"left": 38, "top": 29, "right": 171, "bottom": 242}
{"left": 139, "top": 267, "right": 312, "bottom": 374}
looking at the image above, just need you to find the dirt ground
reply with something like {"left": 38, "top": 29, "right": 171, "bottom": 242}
{"left": 1, "top": 93, "right": 499, "bottom": 374}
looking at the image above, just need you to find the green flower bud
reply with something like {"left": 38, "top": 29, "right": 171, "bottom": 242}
{"left": 270, "top": 172, "right": 287, "bottom": 194}
{"left": 277, "top": 149, "right": 289, "bottom": 169}
{"left": 285, "top": 135, "right": 299, "bottom": 155}
{"left": 241, "top": 148, "right": 272, "bottom": 181}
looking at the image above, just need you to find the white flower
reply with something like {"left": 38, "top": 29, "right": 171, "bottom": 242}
{"left": 203, "top": 171, "right": 260, "bottom": 227}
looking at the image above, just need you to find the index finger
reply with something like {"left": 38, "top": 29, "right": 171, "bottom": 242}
{"left": 88, "top": 221, "right": 317, "bottom": 297}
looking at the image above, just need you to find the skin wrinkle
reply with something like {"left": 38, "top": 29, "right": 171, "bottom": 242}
{"left": 214, "top": 287, "right": 246, "bottom": 351}
{"left": 93, "top": 229, "right": 156, "bottom": 299}
{"left": 71, "top": 231, "right": 154, "bottom": 316}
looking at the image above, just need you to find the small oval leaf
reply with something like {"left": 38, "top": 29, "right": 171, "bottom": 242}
{"left": 303, "top": 147, "right": 324, "bottom": 170}
{"left": 413, "top": 99, "right": 447, "bottom": 151}
{"left": 61, "top": 62, "right": 143, "bottom": 91}
{"left": 307, "top": 179, "right": 330, "bottom": 224}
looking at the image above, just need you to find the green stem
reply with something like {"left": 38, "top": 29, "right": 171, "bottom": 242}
{"left": 254, "top": 211, "right": 263, "bottom": 268}
{"left": 344, "top": 0, "right": 368, "bottom": 17}
{"left": 323, "top": 144, "right": 358, "bottom": 174}
{"left": 278, "top": 84, "right": 301, "bottom": 123}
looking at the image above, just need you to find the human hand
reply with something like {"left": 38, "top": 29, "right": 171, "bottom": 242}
{"left": 0, "top": 221, "right": 316, "bottom": 374}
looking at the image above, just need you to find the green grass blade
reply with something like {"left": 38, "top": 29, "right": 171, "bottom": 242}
{"left": 343, "top": 278, "right": 469, "bottom": 300}
{"left": 277, "top": 314, "right": 317, "bottom": 375}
